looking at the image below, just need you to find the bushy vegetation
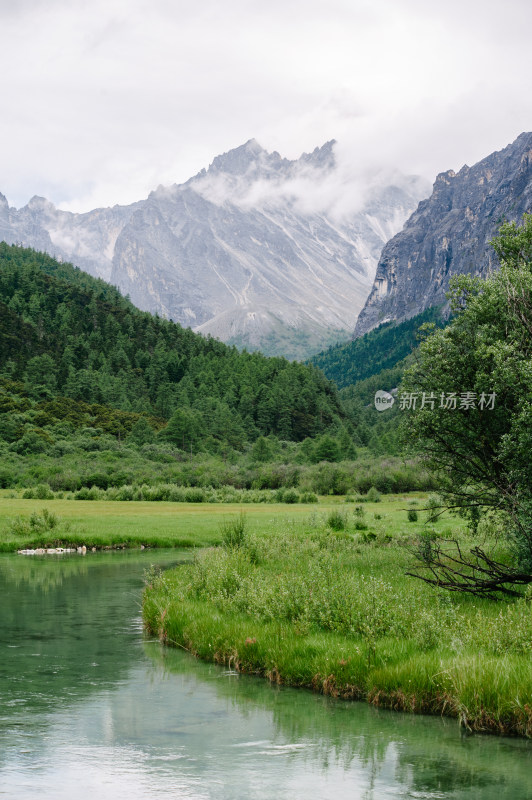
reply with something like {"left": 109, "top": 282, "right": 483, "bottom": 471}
{"left": 0, "top": 372, "right": 436, "bottom": 495}
{"left": 144, "top": 514, "right": 532, "bottom": 735}
{"left": 8, "top": 507, "right": 59, "bottom": 536}
{"left": 401, "top": 214, "right": 532, "bottom": 595}
{"left": 19, "top": 484, "right": 318, "bottom": 505}
{"left": 4, "top": 507, "right": 74, "bottom": 549}
{"left": 1, "top": 441, "right": 436, "bottom": 497}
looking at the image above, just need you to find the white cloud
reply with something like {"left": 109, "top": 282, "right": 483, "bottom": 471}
{"left": 190, "top": 142, "right": 429, "bottom": 227}
{"left": 0, "top": 0, "right": 530, "bottom": 210}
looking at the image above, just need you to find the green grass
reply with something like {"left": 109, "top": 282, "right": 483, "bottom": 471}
{"left": 143, "top": 508, "right": 532, "bottom": 736}
{"left": 0, "top": 494, "right": 419, "bottom": 551}
{"left": 0, "top": 492, "right": 446, "bottom": 552}
{"left": 0, "top": 498, "right": 297, "bottom": 551}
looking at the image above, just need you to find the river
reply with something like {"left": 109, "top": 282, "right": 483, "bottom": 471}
{"left": 1, "top": 550, "right": 531, "bottom": 799}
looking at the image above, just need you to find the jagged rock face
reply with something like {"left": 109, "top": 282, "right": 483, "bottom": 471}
{"left": 109, "top": 140, "right": 427, "bottom": 357}
{"left": 0, "top": 140, "right": 427, "bottom": 358}
{"left": 0, "top": 193, "right": 141, "bottom": 282}
{"left": 354, "top": 132, "right": 532, "bottom": 337}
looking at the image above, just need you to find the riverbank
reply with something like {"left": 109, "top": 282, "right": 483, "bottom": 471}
{"left": 143, "top": 512, "right": 532, "bottom": 737}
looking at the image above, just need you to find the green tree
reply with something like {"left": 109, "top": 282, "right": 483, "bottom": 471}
{"left": 25, "top": 354, "right": 57, "bottom": 393}
{"left": 250, "top": 436, "right": 273, "bottom": 463}
{"left": 313, "top": 435, "right": 341, "bottom": 463}
{"left": 128, "top": 416, "right": 155, "bottom": 446}
{"left": 0, "top": 242, "right": 345, "bottom": 452}
{"left": 160, "top": 407, "right": 202, "bottom": 451}
{"left": 338, "top": 426, "right": 357, "bottom": 460}
{"left": 402, "top": 214, "right": 532, "bottom": 595}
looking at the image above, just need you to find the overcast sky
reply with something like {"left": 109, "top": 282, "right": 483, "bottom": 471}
{"left": 0, "top": 0, "right": 530, "bottom": 212}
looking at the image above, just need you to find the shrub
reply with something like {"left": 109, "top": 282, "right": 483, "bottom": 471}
{"left": 74, "top": 486, "right": 102, "bottom": 500}
{"left": 300, "top": 492, "right": 318, "bottom": 503}
{"left": 51, "top": 441, "right": 75, "bottom": 457}
{"left": 415, "top": 529, "right": 439, "bottom": 564}
{"left": 22, "top": 484, "right": 55, "bottom": 500}
{"left": 167, "top": 486, "right": 187, "bottom": 502}
{"left": 34, "top": 483, "right": 55, "bottom": 500}
{"left": 407, "top": 509, "right": 419, "bottom": 522}
{"left": 221, "top": 512, "right": 247, "bottom": 549}
{"left": 11, "top": 431, "right": 50, "bottom": 455}
{"left": 310, "top": 463, "right": 353, "bottom": 495}
{"left": 425, "top": 494, "right": 440, "bottom": 523}
{"left": 184, "top": 487, "right": 206, "bottom": 503}
{"left": 9, "top": 508, "right": 59, "bottom": 536}
{"left": 0, "top": 469, "right": 15, "bottom": 488}
{"left": 33, "top": 508, "right": 58, "bottom": 529}
{"left": 327, "top": 510, "right": 347, "bottom": 531}
{"left": 114, "top": 485, "right": 134, "bottom": 501}
{"left": 84, "top": 472, "right": 110, "bottom": 489}
{"left": 282, "top": 488, "right": 299, "bottom": 504}
{"left": 313, "top": 435, "right": 341, "bottom": 463}
{"left": 47, "top": 472, "right": 82, "bottom": 492}
{"left": 366, "top": 486, "right": 381, "bottom": 503}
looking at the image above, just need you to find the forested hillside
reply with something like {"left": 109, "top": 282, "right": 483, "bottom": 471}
{"left": 0, "top": 244, "right": 342, "bottom": 448}
{"left": 310, "top": 306, "right": 445, "bottom": 388}
{"left": 0, "top": 244, "right": 437, "bottom": 496}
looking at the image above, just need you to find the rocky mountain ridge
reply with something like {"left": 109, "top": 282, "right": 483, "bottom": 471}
{"left": 355, "top": 132, "right": 532, "bottom": 336}
{"left": 0, "top": 140, "right": 427, "bottom": 359}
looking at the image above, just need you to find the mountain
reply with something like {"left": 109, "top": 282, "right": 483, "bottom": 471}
{"left": 0, "top": 193, "right": 141, "bottom": 283}
{"left": 354, "top": 132, "right": 532, "bottom": 336}
{"left": 0, "top": 140, "right": 428, "bottom": 359}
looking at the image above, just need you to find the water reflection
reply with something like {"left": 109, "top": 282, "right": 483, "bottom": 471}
{"left": 1, "top": 551, "right": 531, "bottom": 799}
{"left": 0, "top": 551, "right": 184, "bottom": 720}
{"left": 146, "top": 647, "right": 531, "bottom": 799}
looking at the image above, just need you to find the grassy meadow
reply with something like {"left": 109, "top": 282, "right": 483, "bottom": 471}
{"left": 0, "top": 491, "right": 403, "bottom": 551}
{"left": 0, "top": 494, "right": 323, "bottom": 551}
{"left": 142, "top": 500, "right": 532, "bottom": 737}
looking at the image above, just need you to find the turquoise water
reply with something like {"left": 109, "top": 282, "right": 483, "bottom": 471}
{"left": 1, "top": 550, "right": 531, "bottom": 799}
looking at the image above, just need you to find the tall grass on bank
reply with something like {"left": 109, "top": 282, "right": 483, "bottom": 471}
{"left": 143, "top": 517, "right": 532, "bottom": 736}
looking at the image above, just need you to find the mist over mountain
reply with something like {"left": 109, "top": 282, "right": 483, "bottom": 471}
{"left": 0, "top": 140, "right": 427, "bottom": 359}
{"left": 355, "top": 132, "right": 532, "bottom": 337}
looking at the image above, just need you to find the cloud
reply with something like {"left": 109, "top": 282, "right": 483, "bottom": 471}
{"left": 0, "top": 0, "right": 530, "bottom": 211}
{"left": 190, "top": 142, "right": 430, "bottom": 224}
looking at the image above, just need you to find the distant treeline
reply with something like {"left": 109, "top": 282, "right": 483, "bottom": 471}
{"left": 310, "top": 306, "right": 446, "bottom": 388}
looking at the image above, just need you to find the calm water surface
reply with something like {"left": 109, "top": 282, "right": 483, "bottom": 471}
{"left": 1, "top": 550, "right": 531, "bottom": 799}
